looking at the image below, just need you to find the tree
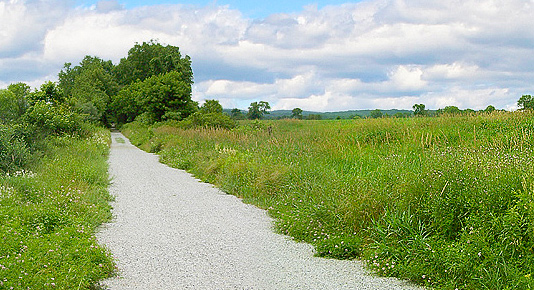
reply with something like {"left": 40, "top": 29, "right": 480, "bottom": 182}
{"left": 59, "top": 56, "right": 115, "bottom": 96}
{"left": 28, "top": 82, "right": 65, "bottom": 107}
{"left": 413, "top": 104, "right": 426, "bottom": 117}
{"left": 441, "top": 106, "right": 461, "bottom": 115}
{"left": 0, "top": 90, "right": 18, "bottom": 124}
{"left": 307, "top": 114, "right": 322, "bottom": 120}
{"left": 182, "top": 99, "right": 236, "bottom": 129}
{"left": 114, "top": 40, "right": 193, "bottom": 87}
{"left": 58, "top": 56, "right": 119, "bottom": 124}
{"left": 291, "top": 108, "right": 303, "bottom": 119}
{"left": 484, "top": 105, "right": 496, "bottom": 113}
{"left": 518, "top": 95, "right": 533, "bottom": 110}
{"left": 370, "top": 109, "right": 383, "bottom": 118}
{"left": 200, "top": 100, "right": 223, "bottom": 114}
{"left": 230, "top": 108, "right": 245, "bottom": 120}
{"left": 247, "top": 101, "right": 271, "bottom": 120}
{"left": 7, "top": 83, "right": 30, "bottom": 118}
{"left": 134, "top": 71, "right": 197, "bottom": 123}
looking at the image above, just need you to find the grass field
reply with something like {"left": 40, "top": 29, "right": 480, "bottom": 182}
{"left": 0, "top": 128, "right": 115, "bottom": 289}
{"left": 123, "top": 112, "right": 534, "bottom": 289}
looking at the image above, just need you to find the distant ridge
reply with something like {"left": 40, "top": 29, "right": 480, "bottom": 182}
{"left": 223, "top": 109, "right": 414, "bottom": 119}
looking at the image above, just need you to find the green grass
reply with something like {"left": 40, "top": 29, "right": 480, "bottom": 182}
{"left": 123, "top": 112, "right": 534, "bottom": 289}
{"left": 0, "top": 128, "right": 115, "bottom": 289}
{"left": 114, "top": 137, "right": 125, "bottom": 143}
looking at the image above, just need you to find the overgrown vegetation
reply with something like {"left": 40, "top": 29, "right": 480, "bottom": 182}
{"left": 1, "top": 60, "right": 116, "bottom": 289}
{"left": 0, "top": 129, "right": 115, "bottom": 289}
{"left": 123, "top": 111, "right": 534, "bottom": 289}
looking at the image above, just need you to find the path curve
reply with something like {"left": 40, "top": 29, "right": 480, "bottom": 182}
{"left": 97, "top": 132, "right": 421, "bottom": 289}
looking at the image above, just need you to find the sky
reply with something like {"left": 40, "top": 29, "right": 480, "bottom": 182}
{"left": 1, "top": 0, "right": 533, "bottom": 111}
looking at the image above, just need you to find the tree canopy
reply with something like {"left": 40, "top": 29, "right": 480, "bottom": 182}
{"left": 247, "top": 101, "right": 271, "bottom": 120}
{"left": 518, "top": 95, "right": 533, "bottom": 110}
{"left": 412, "top": 104, "right": 426, "bottom": 116}
{"left": 56, "top": 40, "right": 196, "bottom": 125}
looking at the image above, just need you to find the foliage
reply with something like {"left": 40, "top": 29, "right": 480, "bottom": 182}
{"left": 0, "top": 128, "right": 115, "bottom": 289}
{"left": 200, "top": 99, "right": 223, "bottom": 114}
{"left": 180, "top": 100, "right": 236, "bottom": 129}
{"left": 114, "top": 40, "right": 193, "bottom": 87}
{"left": 291, "top": 108, "right": 303, "bottom": 119}
{"left": 247, "top": 101, "right": 271, "bottom": 120}
{"left": 439, "top": 106, "right": 462, "bottom": 115}
{"left": 0, "top": 90, "right": 20, "bottom": 124}
{"left": 518, "top": 94, "right": 533, "bottom": 110}
{"left": 1, "top": 83, "right": 30, "bottom": 123}
{"left": 0, "top": 124, "right": 32, "bottom": 173}
{"left": 27, "top": 81, "right": 66, "bottom": 107}
{"left": 306, "top": 114, "right": 322, "bottom": 120}
{"left": 123, "top": 112, "right": 534, "bottom": 289}
{"left": 24, "top": 101, "right": 82, "bottom": 136}
{"left": 181, "top": 112, "right": 237, "bottom": 130}
{"left": 369, "top": 109, "right": 383, "bottom": 118}
{"left": 412, "top": 104, "right": 426, "bottom": 116}
{"left": 230, "top": 108, "right": 246, "bottom": 120}
{"left": 59, "top": 56, "right": 119, "bottom": 124}
{"left": 134, "top": 71, "right": 197, "bottom": 123}
{"left": 484, "top": 105, "right": 496, "bottom": 113}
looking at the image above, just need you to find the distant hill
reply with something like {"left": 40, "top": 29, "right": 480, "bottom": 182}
{"left": 223, "top": 109, "right": 415, "bottom": 119}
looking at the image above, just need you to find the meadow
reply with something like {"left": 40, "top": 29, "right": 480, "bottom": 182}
{"left": 123, "top": 111, "right": 534, "bottom": 289}
{"left": 0, "top": 127, "right": 115, "bottom": 289}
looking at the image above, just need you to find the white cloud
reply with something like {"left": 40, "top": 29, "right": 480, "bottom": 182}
{"left": 1, "top": 0, "right": 534, "bottom": 111}
{"left": 388, "top": 65, "right": 426, "bottom": 91}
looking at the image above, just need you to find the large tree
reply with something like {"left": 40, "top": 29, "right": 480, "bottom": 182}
{"left": 131, "top": 71, "right": 197, "bottom": 123}
{"left": 109, "top": 41, "right": 196, "bottom": 124}
{"left": 114, "top": 40, "right": 193, "bottom": 87}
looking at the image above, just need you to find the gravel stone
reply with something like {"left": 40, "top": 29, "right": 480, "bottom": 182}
{"left": 96, "top": 132, "right": 423, "bottom": 289}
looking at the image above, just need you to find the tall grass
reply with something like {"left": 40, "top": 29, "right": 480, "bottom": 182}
{"left": 0, "top": 127, "right": 114, "bottom": 289}
{"left": 123, "top": 112, "right": 534, "bottom": 289}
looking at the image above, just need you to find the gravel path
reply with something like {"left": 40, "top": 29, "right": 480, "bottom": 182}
{"left": 97, "top": 132, "right": 422, "bottom": 289}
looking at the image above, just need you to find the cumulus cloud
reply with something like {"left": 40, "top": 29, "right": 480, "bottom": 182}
{"left": 0, "top": 0, "right": 533, "bottom": 111}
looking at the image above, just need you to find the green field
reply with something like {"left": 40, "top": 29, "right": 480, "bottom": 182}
{"left": 123, "top": 112, "right": 534, "bottom": 289}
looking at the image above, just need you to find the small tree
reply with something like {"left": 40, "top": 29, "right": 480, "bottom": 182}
{"left": 484, "top": 105, "right": 496, "bottom": 113}
{"left": 182, "top": 99, "right": 236, "bottom": 129}
{"left": 441, "top": 106, "right": 461, "bottom": 115}
{"left": 200, "top": 100, "right": 223, "bottom": 114}
{"left": 247, "top": 101, "right": 271, "bottom": 120}
{"left": 370, "top": 109, "right": 383, "bottom": 118}
{"left": 291, "top": 108, "right": 303, "bottom": 119}
{"left": 518, "top": 95, "right": 533, "bottom": 110}
{"left": 28, "top": 81, "right": 65, "bottom": 107}
{"left": 230, "top": 108, "right": 245, "bottom": 120}
{"left": 413, "top": 103, "right": 426, "bottom": 117}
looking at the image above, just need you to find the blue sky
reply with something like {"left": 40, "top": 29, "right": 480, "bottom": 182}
{"left": 1, "top": 0, "right": 533, "bottom": 111}
{"left": 75, "top": 0, "right": 361, "bottom": 18}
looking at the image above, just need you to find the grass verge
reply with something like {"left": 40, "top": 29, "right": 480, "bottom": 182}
{"left": 0, "top": 128, "right": 115, "bottom": 289}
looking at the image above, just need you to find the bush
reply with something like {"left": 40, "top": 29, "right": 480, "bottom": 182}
{"left": 181, "top": 112, "right": 236, "bottom": 129}
{"left": 24, "top": 101, "right": 82, "bottom": 135}
{"left": 0, "top": 125, "right": 32, "bottom": 173}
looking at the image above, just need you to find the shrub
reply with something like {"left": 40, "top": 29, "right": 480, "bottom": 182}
{"left": 181, "top": 112, "right": 237, "bottom": 129}
{"left": 0, "top": 125, "right": 32, "bottom": 173}
{"left": 24, "top": 101, "right": 82, "bottom": 135}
